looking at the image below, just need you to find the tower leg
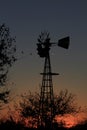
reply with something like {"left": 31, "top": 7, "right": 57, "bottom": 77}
{"left": 38, "top": 54, "right": 54, "bottom": 128}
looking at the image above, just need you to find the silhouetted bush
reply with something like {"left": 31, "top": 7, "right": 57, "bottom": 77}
{"left": 17, "top": 90, "right": 80, "bottom": 128}
{"left": 0, "top": 119, "right": 25, "bottom": 130}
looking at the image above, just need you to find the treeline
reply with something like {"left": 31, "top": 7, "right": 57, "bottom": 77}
{"left": 0, "top": 119, "right": 87, "bottom": 130}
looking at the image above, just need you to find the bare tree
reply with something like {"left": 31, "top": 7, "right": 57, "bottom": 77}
{"left": 19, "top": 92, "right": 39, "bottom": 127}
{"left": 19, "top": 90, "right": 79, "bottom": 128}
{"left": 0, "top": 23, "right": 16, "bottom": 104}
{"left": 53, "top": 89, "right": 79, "bottom": 115}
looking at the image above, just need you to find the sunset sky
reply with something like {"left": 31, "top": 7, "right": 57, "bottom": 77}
{"left": 0, "top": 0, "right": 87, "bottom": 108}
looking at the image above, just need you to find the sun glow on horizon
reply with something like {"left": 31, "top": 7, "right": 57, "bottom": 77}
{"left": 55, "top": 113, "right": 87, "bottom": 128}
{"left": 1, "top": 108, "right": 87, "bottom": 129}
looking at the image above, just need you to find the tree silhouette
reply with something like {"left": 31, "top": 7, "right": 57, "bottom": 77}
{"left": 0, "top": 23, "right": 16, "bottom": 104}
{"left": 53, "top": 89, "right": 78, "bottom": 115}
{"left": 18, "top": 90, "right": 79, "bottom": 128}
{"left": 0, "top": 118, "right": 25, "bottom": 130}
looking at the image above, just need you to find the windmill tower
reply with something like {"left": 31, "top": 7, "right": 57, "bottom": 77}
{"left": 36, "top": 32, "right": 70, "bottom": 128}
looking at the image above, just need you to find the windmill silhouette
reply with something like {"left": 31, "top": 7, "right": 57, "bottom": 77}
{"left": 36, "top": 32, "right": 70, "bottom": 128}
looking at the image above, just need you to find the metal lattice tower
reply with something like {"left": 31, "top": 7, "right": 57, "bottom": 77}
{"left": 39, "top": 52, "right": 57, "bottom": 128}
{"left": 36, "top": 32, "right": 70, "bottom": 128}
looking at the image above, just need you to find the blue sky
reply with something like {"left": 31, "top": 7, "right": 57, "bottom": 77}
{"left": 0, "top": 0, "right": 87, "bottom": 107}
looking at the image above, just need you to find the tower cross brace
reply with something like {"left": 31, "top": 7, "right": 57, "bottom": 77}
{"left": 38, "top": 52, "right": 58, "bottom": 128}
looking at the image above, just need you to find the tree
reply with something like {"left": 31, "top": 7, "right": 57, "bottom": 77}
{"left": 0, "top": 23, "right": 16, "bottom": 104}
{"left": 18, "top": 92, "right": 39, "bottom": 128}
{"left": 19, "top": 90, "right": 80, "bottom": 128}
{"left": 54, "top": 89, "right": 78, "bottom": 115}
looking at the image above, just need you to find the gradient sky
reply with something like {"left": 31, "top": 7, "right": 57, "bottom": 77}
{"left": 0, "top": 0, "right": 87, "bottom": 107}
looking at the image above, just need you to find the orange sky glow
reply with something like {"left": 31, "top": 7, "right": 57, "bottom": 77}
{"left": 0, "top": 109, "right": 87, "bottom": 129}
{"left": 55, "top": 112, "right": 87, "bottom": 128}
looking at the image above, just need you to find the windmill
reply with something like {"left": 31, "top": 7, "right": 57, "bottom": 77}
{"left": 36, "top": 32, "right": 70, "bottom": 128}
